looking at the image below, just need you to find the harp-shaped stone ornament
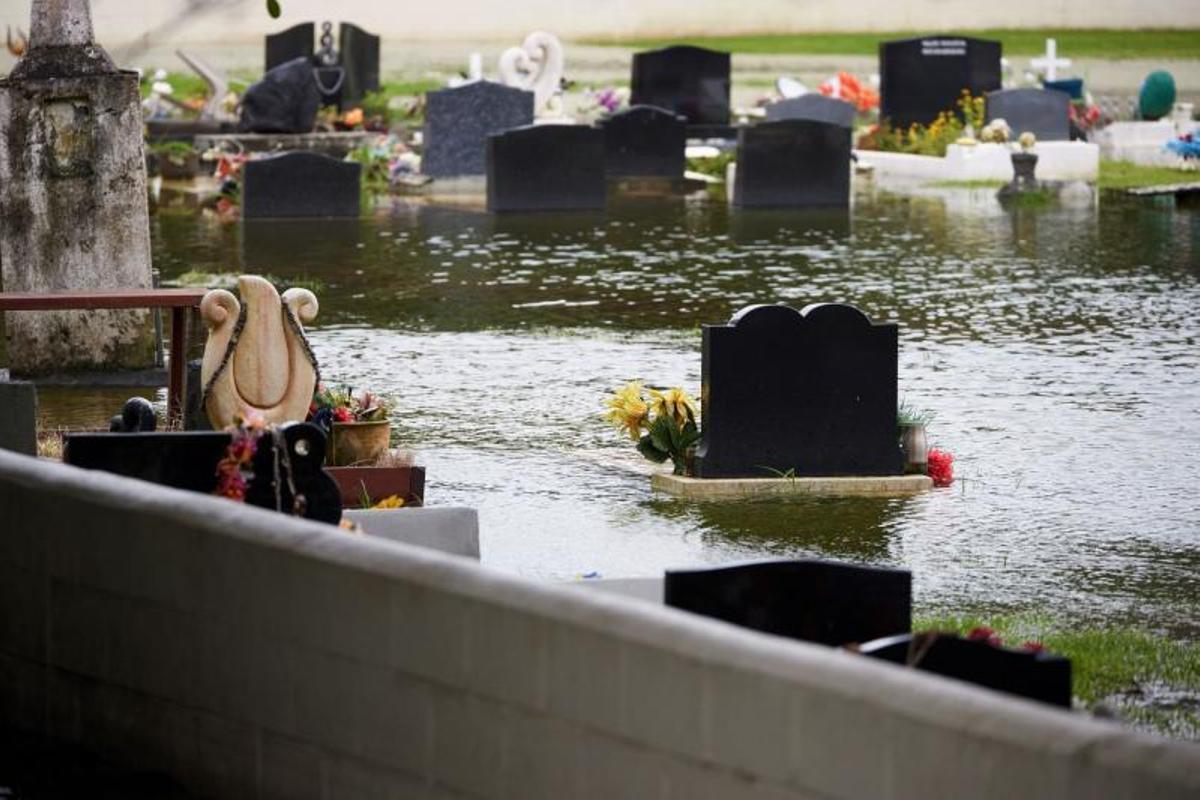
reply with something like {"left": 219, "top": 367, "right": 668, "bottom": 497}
{"left": 200, "top": 275, "right": 320, "bottom": 429}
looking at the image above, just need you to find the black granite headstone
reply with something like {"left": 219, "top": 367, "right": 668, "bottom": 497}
{"left": 733, "top": 119, "right": 851, "bottom": 208}
{"left": 766, "top": 94, "right": 857, "bottom": 128}
{"left": 63, "top": 424, "right": 342, "bottom": 524}
{"left": 600, "top": 105, "right": 687, "bottom": 178}
{"left": 423, "top": 81, "right": 535, "bottom": 178}
{"left": 986, "top": 88, "right": 1071, "bottom": 142}
{"left": 486, "top": 125, "right": 606, "bottom": 212}
{"left": 0, "top": 380, "right": 38, "bottom": 457}
{"left": 693, "top": 303, "right": 902, "bottom": 478}
{"left": 630, "top": 46, "right": 731, "bottom": 127}
{"left": 859, "top": 632, "right": 1072, "bottom": 708}
{"left": 265, "top": 22, "right": 315, "bottom": 73}
{"left": 666, "top": 559, "right": 911, "bottom": 646}
{"left": 239, "top": 57, "right": 322, "bottom": 134}
{"left": 879, "top": 35, "right": 1002, "bottom": 129}
{"left": 338, "top": 22, "right": 381, "bottom": 108}
{"left": 242, "top": 151, "right": 362, "bottom": 219}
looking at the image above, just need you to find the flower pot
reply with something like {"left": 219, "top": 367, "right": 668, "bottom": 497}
{"left": 899, "top": 423, "right": 928, "bottom": 475}
{"left": 328, "top": 420, "right": 391, "bottom": 467}
{"left": 326, "top": 465, "right": 426, "bottom": 508}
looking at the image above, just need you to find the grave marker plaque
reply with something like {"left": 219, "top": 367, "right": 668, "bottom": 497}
{"left": 734, "top": 119, "right": 851, "bottom": 208}
{"left": 986, "top": 88, "right": 1071, "bottom": 142}
{"left": 666, "top": 559, "right": 912, "bottom": 646}
{"left": 860, "top": 633, "right": 1072, "bottom": 708}
{"left": 630, "top": 45, "right": 731, "bottom": 126}
{"left": 242, "top": 151, "right": 361, "bottom": 219}
{"left": 600, "top": 105, "right": 687, "bottom": 178}
{"left": 766, "top": 94, "right": 856, "bottom": 128}
{"left": 423, "top": 81, "right": 535, "bottom": 178}
{"left": 487, "top": 125, "right": 605, "bottom": 212}
{"left": 693, "top": 303, "right": 902, "bottom": 478}
{"left": 880, "top": 35, "right": 1002, "bottom": 128}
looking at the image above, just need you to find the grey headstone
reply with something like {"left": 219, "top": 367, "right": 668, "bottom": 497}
{"left": 986, "top": 88, "right": 1071, "bottom": 142}
{"left": 423, "top": 81, "right": 535, "bottom": 178}
{"left": 338, "top": 22, "right": 381, "bottom": 109}
{"left": 265, "top": 22, "right": 314, "bottom": 73}
{"left": 600, "top": 105, "right": 687, "bottom": 178}
{"left": 733, "top": 119, "right": 851, "bottom": 208}
{"left": 630, "top": 45, "right": 731, "bottom": 126}
{"left": 487, "top": 125, "right": 606, "bottom": 212}
{"left": 0, "top": 381, "right": 38, "bottom": 456}
{"left": 766, "top": 94, "right": 856, "bottom": 128}
{"left": 242, "top": 151, "right": 361, "bottom": 219}
{"left": 880, "top": 35, "right": 1002, "bottom": 128}
{"left": 693, "top": 303, "right": 902, "bottom": 478}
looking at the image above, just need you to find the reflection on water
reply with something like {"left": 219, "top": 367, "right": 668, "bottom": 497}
{"left": 59, "top": 193, "right": 1200, "bottom": 631}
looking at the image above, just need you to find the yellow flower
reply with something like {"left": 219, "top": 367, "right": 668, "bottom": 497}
{"left": 604, "top": 381, "right": 650, "bottom": 440}
{"left": 373, "top": 495, "right": 405, "bottom": 509}
{"left": 649, "top": 387, "right": 698, "bottom": 429}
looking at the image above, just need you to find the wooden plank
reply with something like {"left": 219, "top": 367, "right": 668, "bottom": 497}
{"left": 0, "top": 288, "right": 208, "bottom": 311}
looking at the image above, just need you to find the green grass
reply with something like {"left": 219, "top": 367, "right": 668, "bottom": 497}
{"left": 916, "top": 613, "right": 1200, "bottom": 739}
{"left": 583, "top": 29, "right": 1200, "bottom": 59}
{"left": 138, "top": 71, "right": 216, "bottom": 102}
{"left": 1098, "top": 160, "right": 1199, "bottom": 190}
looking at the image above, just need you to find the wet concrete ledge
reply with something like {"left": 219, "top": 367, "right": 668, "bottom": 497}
{"left": 653, "top": 472, "right": 933, "bottom": 499}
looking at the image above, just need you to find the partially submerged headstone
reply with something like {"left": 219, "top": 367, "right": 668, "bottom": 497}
{"left": 733, "top": 119, "right": 851, "bottom": 208}
{"left": 879, "top": 35, "right": 1002, "bottom": 128}
{"left": 242, "top": 152, "right": 362, "bottom": 219}
{"left": 264, "top": 20, "right": 380, "bottom": 110}
{"left": 0, "top": 380, "right": 38, "bottom": 456}
{"left": 666, "top": 559, "right": 911, "bottom": 646}
{"left": 860, "top": 632, "right": 1072, "bottom": 708}
{"left": 693, "top": 303, "right": 902, "bottom": 478}
{"left": 766, "top": 94, "right": 856, "bottom": 128}
{"left": 600, "top": 105, "right": 687, "bottom": 179}
{"left": 630, "top": 45, "right": 731, "bottom": 128}
{"left": 423, "top": 81, "right": 534, "bottom": 178}
{"left": 486, "top": 125, "right": 605, "bottom": 212}
{"left": 0, "top": 0, "right": 156, "bottom": 375}
{"left": 200, "top": 275, "right": 320, "bottom": 429}
{"left": 63, "top": 424, "right": 343, "bottom": 524}
{"left": 986, "top": 88, "right": 1070, "bottom": 142}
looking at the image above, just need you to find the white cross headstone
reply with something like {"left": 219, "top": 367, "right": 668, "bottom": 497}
{"left": 1031, "top": 38, "right": 1071, "bottom": 83}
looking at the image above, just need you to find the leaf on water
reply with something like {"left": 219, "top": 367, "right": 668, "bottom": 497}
{"left": 267, "top": 0, "right": 282, "bottom": 18}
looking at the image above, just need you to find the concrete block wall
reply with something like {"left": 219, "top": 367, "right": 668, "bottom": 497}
{"left": 1, "top": 448, "right": 1198, "bottom": 799}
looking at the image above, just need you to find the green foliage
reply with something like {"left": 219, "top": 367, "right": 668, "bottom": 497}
{"left": 686, "top": 150, "right": 736, "bottom": 180}
{"left": 266, "top": 0, "right": 281, "bottom": 18}
{"left": 148, "top": 140, "right": 197, "bottom": 165}
{"left": 867, "top": 92, "right": 986, "bottom": 157}
{"left": 582, "top": 29, "right": 1200, "bottom": 59}
{"left": 638, "top": 415, "right": 701, "bottom": 476}
{"left": 139, "top": 71, "right": 211, "bottom": 103}
{"left": 897, "top": 400, "right": 936, "bottom": 427}
{"left": 1098, "top": 160, "right": 1199, "bottom": 190}
{"left": 346, "top": 144, "right": 392, "bottom": 189}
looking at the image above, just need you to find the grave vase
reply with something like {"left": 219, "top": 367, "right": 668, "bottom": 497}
{"left": 899, "top": 423, "right": 928, "bottom": 475}
{"left": 328, "top": 420, "right": 391, "bottom": 467}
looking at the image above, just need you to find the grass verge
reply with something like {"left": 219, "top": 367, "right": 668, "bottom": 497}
{"left": 1098, "top": 160, "right": 1199, "bottom": 190}
{"left": 915, "top": 613, "right": 1200, "bottom": 740}
{"left": 582, "top": 29, "right": 1200, "bottom": 59}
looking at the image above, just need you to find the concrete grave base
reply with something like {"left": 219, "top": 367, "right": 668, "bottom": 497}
{"left": 859, "top": 141, "right": 1100, "bottom": 183}
{"left": 653, "top": 472, "right": 933, "bottom": 499}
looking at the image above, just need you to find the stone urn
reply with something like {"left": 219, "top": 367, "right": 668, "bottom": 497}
{"left": 1010, "top": 151, "right": 1039, "bottom": 190}
{"left": 899, "top": 423, "right": 929, "bottom": 475}
{"left": 328, "top": 420, "right": 391, "bottom": 467}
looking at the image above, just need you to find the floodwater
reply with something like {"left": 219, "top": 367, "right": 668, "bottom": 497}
{"left": 49, "top": 188, "right": 1200, "bottom": 635}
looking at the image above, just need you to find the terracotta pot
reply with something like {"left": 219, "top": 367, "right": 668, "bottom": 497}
{"left": 899, "top": 423, "right": 929, "bottom": 475}
{"left": 328, "top": 420, "right": 391, "bottom": 467}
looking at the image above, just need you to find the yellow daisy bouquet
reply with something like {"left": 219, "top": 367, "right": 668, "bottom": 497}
{"left": 604, "top": 381, "right": 700, "bottom": 475}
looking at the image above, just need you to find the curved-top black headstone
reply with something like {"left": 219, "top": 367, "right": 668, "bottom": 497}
{"left": 630, "top": 45, "right": 731, "bottom": 126}
{"left": 242, "top": 151, "right": 362, "bottom": 219}
{"left": 765, "top": 94, "right": 856, "bottom": 128}
{"left": 486, "top": 124, "right": 606, "bottom": 213}
{"left": 693, "top": 303, "right": 902, "bottom": 478}
{"left": 338, "top": 22, "right": 381, "bottom": 108}
{"left": 665, "top": 559, "right": 912, "bottom": 646}
{"left": 986, "top": 87, "right": 1071, "bottom": 142}
{"left": 600, "top": 104, "right": 687, "bottom": 178}
{"left": 265, "top": 22, "right": 315, "bottom": 73}
{"left": 423, "top": 81, "right": 535, "bottom": 178}
{"left": 879, "top": 35, "right": 1002, "bottom": 129}
{"left": 733, "top": 119, "right": 851, "bottom": 208}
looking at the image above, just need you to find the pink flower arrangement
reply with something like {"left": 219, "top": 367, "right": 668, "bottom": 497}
{"left": 214, "top": 410, "right": 267, "bottom": 501}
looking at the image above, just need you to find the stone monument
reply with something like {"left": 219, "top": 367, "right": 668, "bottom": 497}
{"left": 0, "top": 0, "right": 155, "bottom": 375}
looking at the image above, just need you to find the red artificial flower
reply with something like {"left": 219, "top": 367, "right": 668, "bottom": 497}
{"left": 927, "top": 447, "right": 955, "bottom": 487}
{"left": 966, "top": 626, "right": 1003, "bottom": 647}
{"left": 333, "top": 407, "right": 354, "bottom": 423}
{"left": 1022, "top": 641, "right": 1046, "bottom": 654}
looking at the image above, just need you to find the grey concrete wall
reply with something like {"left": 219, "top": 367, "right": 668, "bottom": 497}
{"left": 1, "top": 448, "right": 1198, "bottom": 799}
